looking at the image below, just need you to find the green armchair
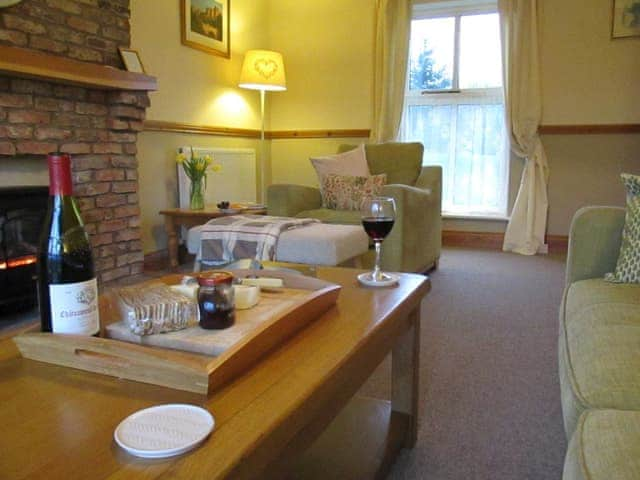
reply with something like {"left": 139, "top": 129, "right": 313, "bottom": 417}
{"left": 267, "top": 142, "right": 442, "bottom": 273}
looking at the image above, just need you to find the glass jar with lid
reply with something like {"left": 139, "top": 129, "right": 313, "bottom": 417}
{"left": 197, "top": 271, "right": 235, "bottom": 329}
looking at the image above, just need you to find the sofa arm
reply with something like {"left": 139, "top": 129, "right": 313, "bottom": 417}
{"left": 565, "top": 206, "right": 625, "bottom": 285}
{"left": 267, "top": 184, "right": 322, "bottom": 217}
{"left": 380, "top": 183, "right": 442, "bottom": 272}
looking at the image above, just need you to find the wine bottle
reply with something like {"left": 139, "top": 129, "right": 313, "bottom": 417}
{"left": 37, "top": 152, "right": 100, "bottom": 335}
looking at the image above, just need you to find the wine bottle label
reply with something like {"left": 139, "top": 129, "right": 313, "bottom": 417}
{"left": 49, "top": 278, "right": 100, "bottom": 335}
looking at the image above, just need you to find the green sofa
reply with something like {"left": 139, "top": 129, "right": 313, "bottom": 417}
{"left": 267, "top": 142, "right": 442, "bottom": 273}
{"left": 559, "top": 206, "right": 640, "bottom": 479}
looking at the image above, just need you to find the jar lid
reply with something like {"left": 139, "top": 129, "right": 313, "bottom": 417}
{"left": 197, "top": 271, "right": 233, "bottom": 286}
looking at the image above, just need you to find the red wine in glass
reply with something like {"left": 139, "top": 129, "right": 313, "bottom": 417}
{"left": 362, "top": 217, "right": 395, "bottom": 241}
{"left": 360, "top": 196, "right": 396, "bottom": 284}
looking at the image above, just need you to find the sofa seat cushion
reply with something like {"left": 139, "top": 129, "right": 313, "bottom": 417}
{"left": 559, "top": 278, "right": 640, "bottom": 435}
{"left": 563, "top": 409, "right": 640, "bottom": 480}
{"left": 295, "top": 208, "right": 362, "bottom": 226}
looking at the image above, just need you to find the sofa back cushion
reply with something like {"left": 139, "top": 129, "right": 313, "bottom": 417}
{"left": 338, "top": 142, "right": 423, "bottom": 186}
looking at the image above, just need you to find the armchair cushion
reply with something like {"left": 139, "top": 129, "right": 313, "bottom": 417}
{"left": 339, "top": 142, "right": 424, "bottom": 186}
{"left": 310, "top": 144, "right": 370, "bottom": 185}
{"left": 321, "top": 173, "right": 386, "bottom": 210}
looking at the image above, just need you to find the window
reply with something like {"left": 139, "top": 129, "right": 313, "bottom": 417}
{"left": 401, "top": 1, "right": 507, "bottom": 217}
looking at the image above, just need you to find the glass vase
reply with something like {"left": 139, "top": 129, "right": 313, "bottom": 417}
{"left": 189, "top": 178, "right": 205, "bottom": 210}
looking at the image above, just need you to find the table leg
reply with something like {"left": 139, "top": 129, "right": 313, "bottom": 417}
{"left": 164, "top": 215, "right": 179, "bottom": 269}
{"left": 391, "top": 307, "right": 420, "bottom": 448}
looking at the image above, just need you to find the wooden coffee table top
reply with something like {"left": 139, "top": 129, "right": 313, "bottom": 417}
{"left": 0, "top": 267, "right": 429, "bottom": 479}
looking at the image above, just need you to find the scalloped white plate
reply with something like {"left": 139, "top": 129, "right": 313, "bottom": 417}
{"left": 114, "top": 404, "right": 214, "bottom": 458}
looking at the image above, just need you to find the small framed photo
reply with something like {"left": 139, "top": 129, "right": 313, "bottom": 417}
{"left": 611, "top": 0, "right": 640, "bottom": 38}
{"left": 181, "top": 0, "right": 230, "bottom": 58}
{"left": 118, "top": 48, "right": 145, "bottom": 74}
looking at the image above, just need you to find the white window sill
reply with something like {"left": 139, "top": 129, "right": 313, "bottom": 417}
{"left": 442, "top": 213, "right": 509, "bottom": 221}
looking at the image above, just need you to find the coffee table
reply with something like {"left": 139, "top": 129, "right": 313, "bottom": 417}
{"left": 0, "top": 266, "right": 429, "bottom": 479}
{"left": 159, "top": 206, "right": 267, "bottom": 269}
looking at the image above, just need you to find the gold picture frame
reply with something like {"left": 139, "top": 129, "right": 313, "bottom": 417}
{"left": 181, "top": 0, "right": 230, "bottom": 58}
{"left": 611, "top": 0, "right": 640, "bottom": 38}
{"left": 118, "top": 48, "right": 145, "bottom": 74}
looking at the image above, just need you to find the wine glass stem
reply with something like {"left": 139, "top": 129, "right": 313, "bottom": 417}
{"left": 373, "top": 240, "right": 382, "bottom": 281}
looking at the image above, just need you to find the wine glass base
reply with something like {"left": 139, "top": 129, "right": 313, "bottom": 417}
{"left": 357, "top": 272, "right": 399, "bottom": 287}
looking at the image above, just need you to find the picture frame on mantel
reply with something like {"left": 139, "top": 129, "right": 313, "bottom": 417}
{"left": 181, "top": 0, "right": 230, "bottom": 58}
{"left": 118, "top": 48, "right": 145, "bottom": 74}
{"left": 611, "top": 0, "right": 640, "bottom": 38}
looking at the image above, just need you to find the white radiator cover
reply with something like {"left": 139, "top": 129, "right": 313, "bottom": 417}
{"left": 177, "top": 147, "right": 257, "bottom": 208}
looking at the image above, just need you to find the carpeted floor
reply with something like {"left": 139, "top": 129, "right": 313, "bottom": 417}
{"left": 359, "top": 246, "right": 568, "bottom": 479}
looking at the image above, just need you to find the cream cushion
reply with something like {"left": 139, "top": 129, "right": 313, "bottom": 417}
{"left": 310, "top": 144, "right": 370, "bottom": 186}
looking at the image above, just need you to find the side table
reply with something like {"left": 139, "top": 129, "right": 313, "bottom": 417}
{"left": 159, "top": 206, "right": 267, "bottom": 268}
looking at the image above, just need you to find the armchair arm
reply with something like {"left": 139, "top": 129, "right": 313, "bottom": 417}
{"left": 380, "top": 183, "right": 441, "bottom": 272}
{"left": 415, "top": 166, "right": 442, "bottom": 202}
{"left": 267, "top": 184, "right": 322, "bottom": 217}
{"left": 565, "top": 206, "right": 625, "bottom": 286}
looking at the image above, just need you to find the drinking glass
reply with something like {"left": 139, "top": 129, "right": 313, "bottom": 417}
{"left": 360, "top": 196, "right": 396, "bottom": 284}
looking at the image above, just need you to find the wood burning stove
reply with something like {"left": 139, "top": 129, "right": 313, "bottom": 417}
{"left": 0, "top": 186, "right": 48, "bottom": 312}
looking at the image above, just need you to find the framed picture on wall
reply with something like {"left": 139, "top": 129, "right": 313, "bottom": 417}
{"left": 611, "top": 0, "right": 640, "bottom": 38}
{"left": 181, "top": 0, "right": 230, "bottom": 58}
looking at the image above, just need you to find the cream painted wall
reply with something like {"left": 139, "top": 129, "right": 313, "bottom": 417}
{"left": 267, "top": 0, "right": 374, "bottom": 130}
{"left": 540, "top": 0, "right": 640, "bottom": 124}
{"left": 131, "top": 0, "right": 268, "bottom": 253}
{"left": 539, "top": 0, "right": 640, "bottom": 235}
{"left": 267, "top": 0, "right": 375, "bottom": 195}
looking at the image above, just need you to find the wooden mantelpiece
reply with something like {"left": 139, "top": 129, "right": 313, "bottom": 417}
{"left": 0, "top": 45, "right": 157, "bottom": 91}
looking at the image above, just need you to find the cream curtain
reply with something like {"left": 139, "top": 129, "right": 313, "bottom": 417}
{"left": 499, "top": 0, "right": 549, "bottom": 255}
{"left": 370, "top": 0, "right": 411, "bottom": 143}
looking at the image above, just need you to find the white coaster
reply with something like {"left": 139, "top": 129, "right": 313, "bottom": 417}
{"left": 357, "top": 272, "right": 399, "bottom": 287}
{"left": 114, "top": 404, "right": 214, "bottom": 458}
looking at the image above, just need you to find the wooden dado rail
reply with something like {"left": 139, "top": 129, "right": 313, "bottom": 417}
{"left": 144, "top": 120, "right": 639, "bottom": 139}
{"left": 143, "top": 120, "right": 370, "bottom": 139}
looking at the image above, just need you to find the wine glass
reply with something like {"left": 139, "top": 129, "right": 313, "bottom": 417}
{"left": 360, "top": 196, "right": 396, "bottom": 284}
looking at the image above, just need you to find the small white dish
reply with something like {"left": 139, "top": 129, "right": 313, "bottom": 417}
{"left": 219, "top": 208, "right": 241, "bottom": 214}
{"left": 114, "top": 404, "right": 214, "bottom": 458}
{"left": 357, "top": 272, "right": 399, "bottom": 287}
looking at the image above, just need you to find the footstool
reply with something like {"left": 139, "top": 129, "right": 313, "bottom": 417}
{"left": 186, "top": 222, "right": 369, "bottom": 270}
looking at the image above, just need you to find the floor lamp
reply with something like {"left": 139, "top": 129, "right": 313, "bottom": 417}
{"left": 238, "top": 50, "right": 287, "bottom": 204}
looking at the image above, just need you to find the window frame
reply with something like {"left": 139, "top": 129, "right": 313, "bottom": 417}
{"left": 402, "top": 0, "right": 509, "bottom": 218}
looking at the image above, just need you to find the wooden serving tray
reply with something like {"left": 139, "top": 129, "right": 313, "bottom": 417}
{"left": 13, "top": 270, "right": 341, "bottom": 395}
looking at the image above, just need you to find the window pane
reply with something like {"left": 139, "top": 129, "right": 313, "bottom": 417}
{"left": 459, "top": 14, "right": 502, "bottom": 89}
{"left": 452, "top": 104, "right": 506, "bottom": 211}
{"left": 404, "top": 104, "right": 453, "bottom": 171}
{"left": 408, "top": 17, "right": 454, "bottom": 90}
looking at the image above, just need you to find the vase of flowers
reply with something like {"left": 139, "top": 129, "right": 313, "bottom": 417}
{"left": 176, "top": 147, "right": 221, "bottom": 210}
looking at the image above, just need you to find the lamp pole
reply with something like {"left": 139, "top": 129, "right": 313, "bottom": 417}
{"left": 260, "top": 88, "right": 266, "bottom": 205}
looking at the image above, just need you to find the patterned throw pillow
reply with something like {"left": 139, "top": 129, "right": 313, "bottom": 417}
{"left": 321, "top": 173, "right": 387, "bottom": 211}
{"left": 605, "top": 173, "right": 640, "bottom": 283}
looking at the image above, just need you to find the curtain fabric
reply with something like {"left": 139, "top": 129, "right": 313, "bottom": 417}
{"left": 370, "top": 0, "right": 411, "bottom": 143}
{"left": 499, "top": 0, "right": 549, "bottom": 255}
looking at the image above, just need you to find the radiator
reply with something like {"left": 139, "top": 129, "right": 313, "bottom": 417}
{"left": 177, "top": 147, "right": 257, "bottom": 208}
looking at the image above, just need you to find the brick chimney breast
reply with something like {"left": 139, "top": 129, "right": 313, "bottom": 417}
{"left": 0, "top": 0, "right": 149, "bottom": 285}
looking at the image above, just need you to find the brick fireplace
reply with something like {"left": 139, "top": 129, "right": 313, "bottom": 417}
{"left": 0, "top": 0, "right": 154, "bottom": 285}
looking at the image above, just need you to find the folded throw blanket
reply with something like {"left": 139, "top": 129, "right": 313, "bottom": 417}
{"left": 199, "top": 215, "right": 320, "bottom": 266}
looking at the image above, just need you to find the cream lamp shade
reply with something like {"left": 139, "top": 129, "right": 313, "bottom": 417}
{"left": 238, "top": 50, "right": 286, "bottom": 91}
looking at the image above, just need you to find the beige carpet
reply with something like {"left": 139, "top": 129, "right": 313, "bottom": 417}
{"left": 358, "top": 246, "right": 568, "bottom": 479}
